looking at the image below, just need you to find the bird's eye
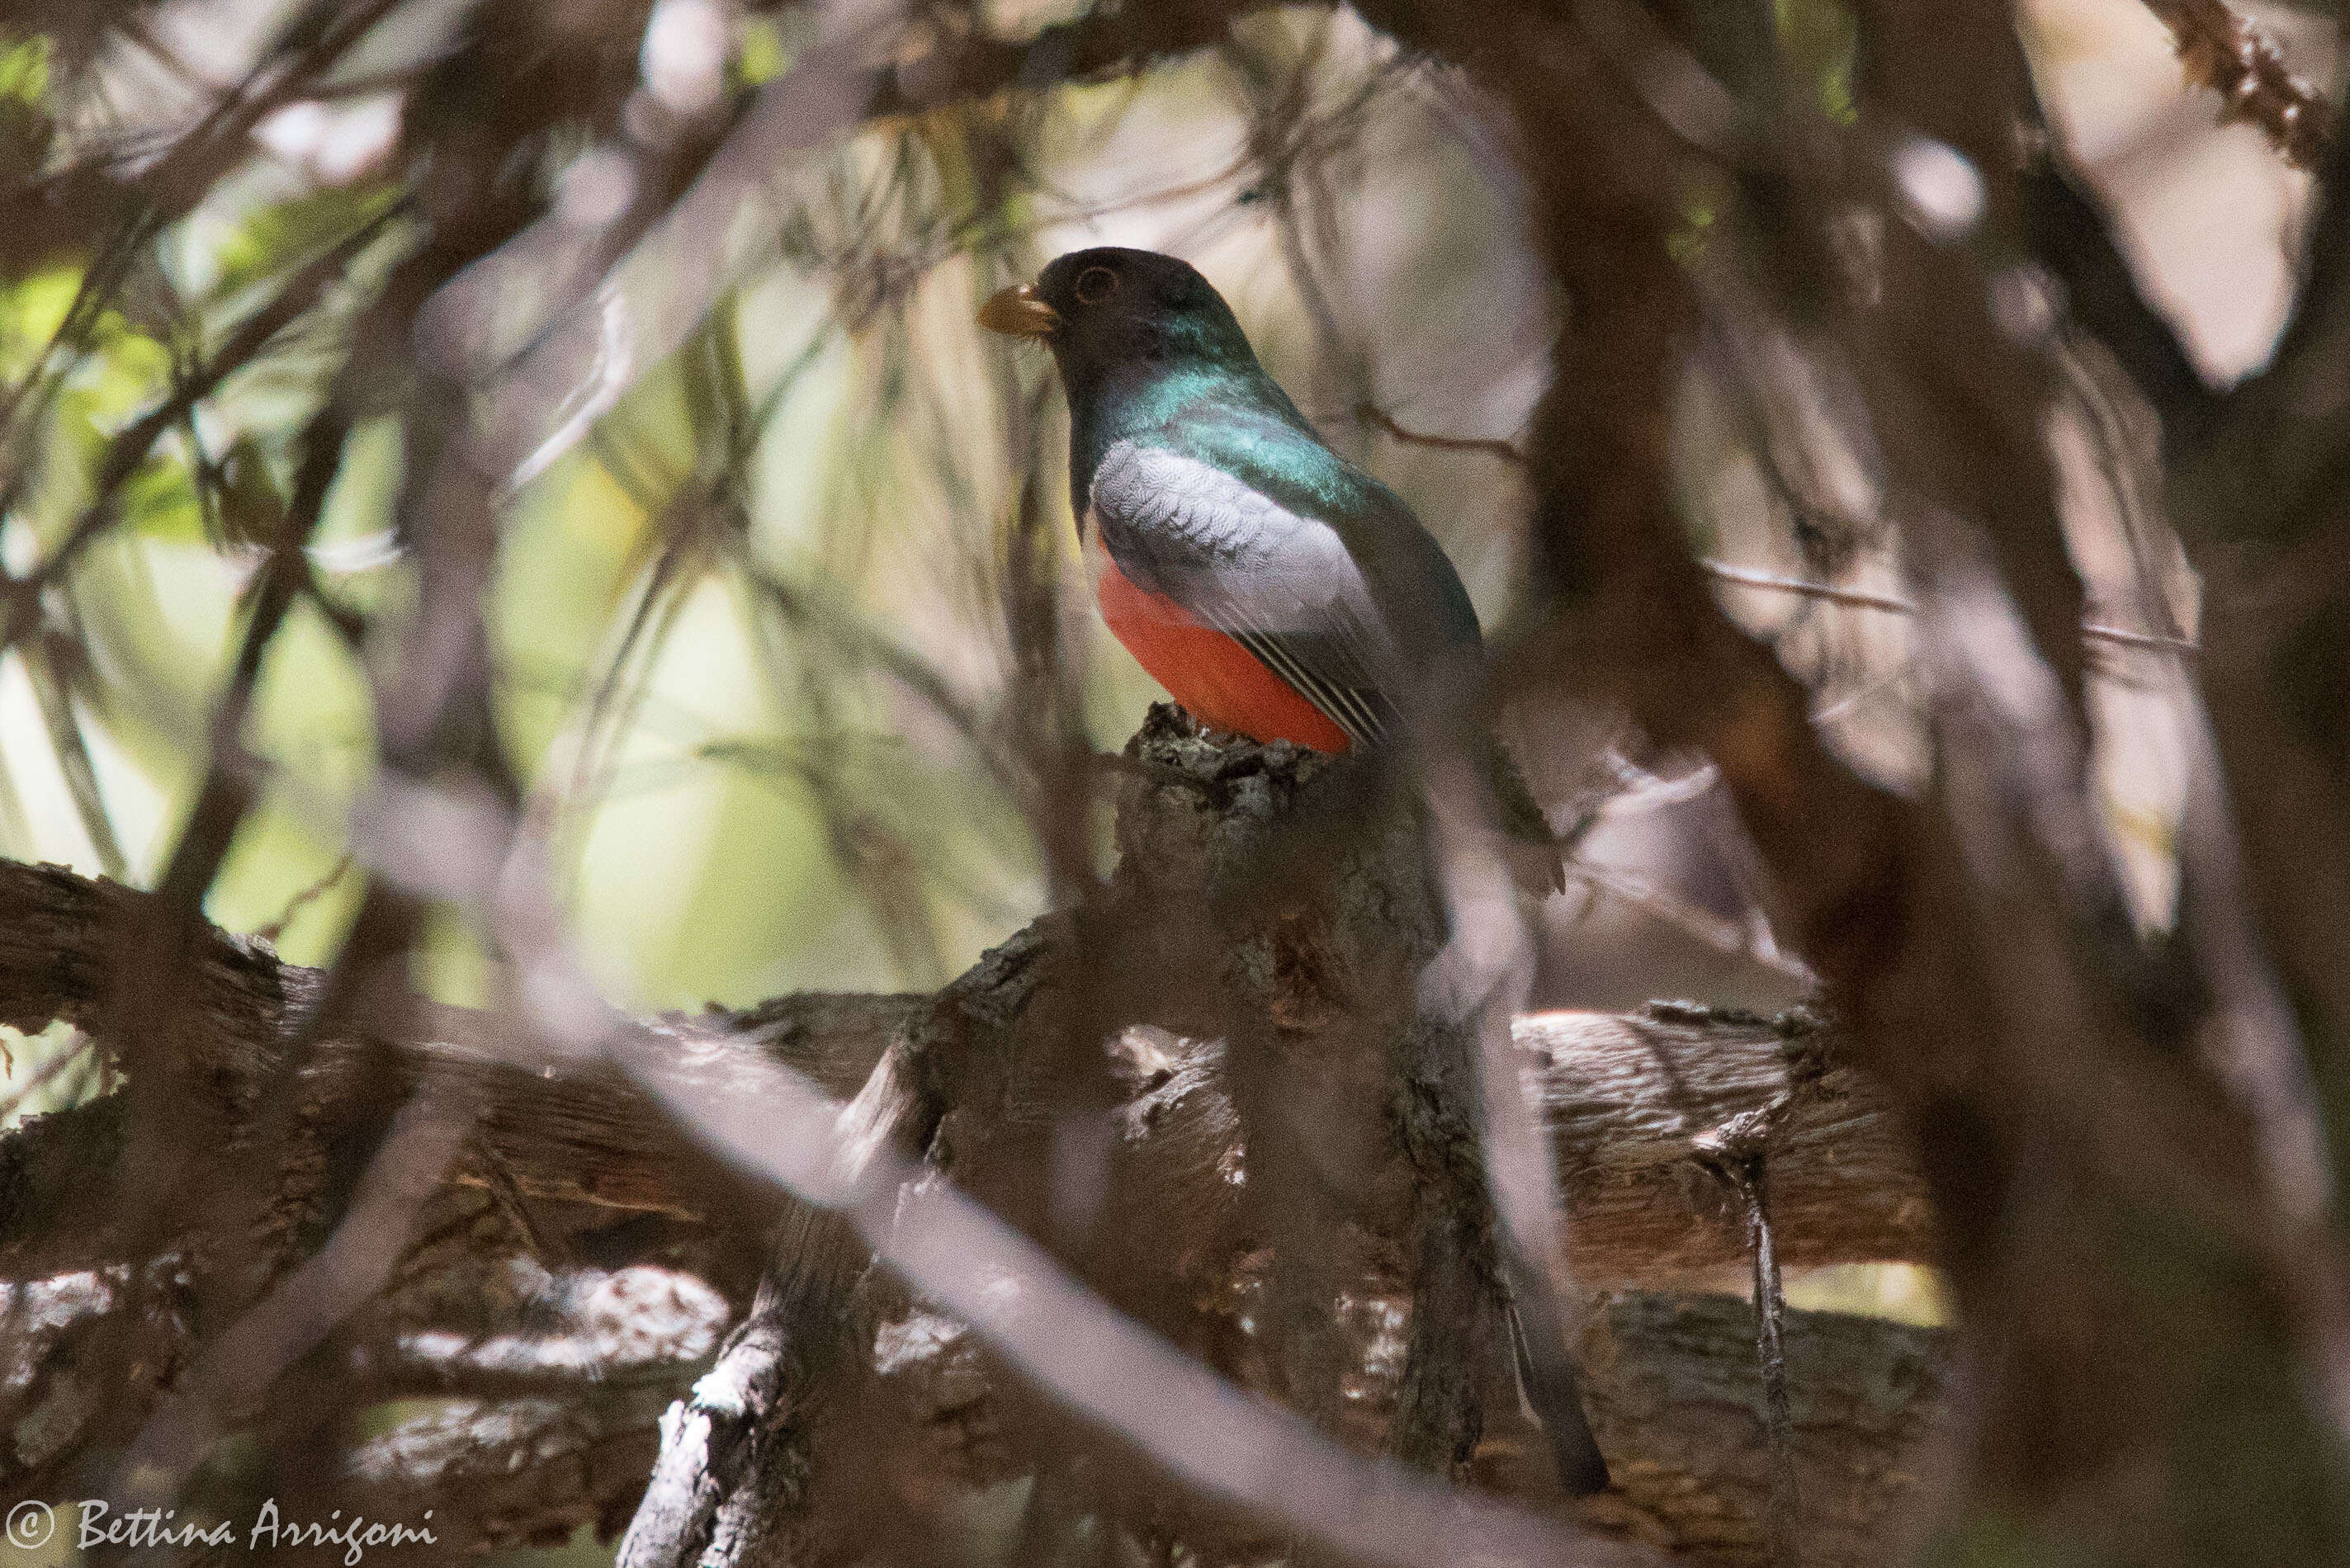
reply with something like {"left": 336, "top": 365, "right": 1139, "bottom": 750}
{"left": 1074, "top": 266, "right": 1119, "bottom": 304}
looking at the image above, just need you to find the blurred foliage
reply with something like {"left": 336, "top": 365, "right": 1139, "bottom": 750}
{"left": 1777, "top": 0, "right": 1857, "bottom": 125}
{"left": 1, "top": 2, "right": 2343, "bottom": 1562}
{"left": 0, "top": 0, "right": 2313, "bottom": 1085}
{"left": 0, "top": 1, "right": 1551, "bottom": 1084}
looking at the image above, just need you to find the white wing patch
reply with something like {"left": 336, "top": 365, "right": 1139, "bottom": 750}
{"left": 1089, "top": 441, "right": 1401, "bottom": 747}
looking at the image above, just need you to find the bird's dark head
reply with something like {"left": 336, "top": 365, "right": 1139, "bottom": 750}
{"left": 978, "top": 248, "right": 1258, "bottom": 386}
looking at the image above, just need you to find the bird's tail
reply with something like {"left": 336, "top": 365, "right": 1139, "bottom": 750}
{"left": 1504, "top": 1285, "right": 1612, "bottom": 1496}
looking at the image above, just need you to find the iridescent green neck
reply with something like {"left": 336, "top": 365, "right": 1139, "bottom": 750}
{"left": 1063, "top": 355, "right": 1310, "bottom": 499}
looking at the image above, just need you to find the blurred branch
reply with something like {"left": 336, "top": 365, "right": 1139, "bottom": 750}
{"left": 2021, "top": 160, "right": 2222, "bottom": 458}
{"left": 875, "top": 0, "right": 1292, "bottom": 117}
{"left": 0, "top": 866, "right": 1927, "bottom": 1284}
{"left": 14, "top": 638, "right": 129, "bottom": 881}
{"left": 1563, "top": 858, "right": 1818, "bottom": 986}
{"left": 0, "top": 716, "right": 1937, "bottom": 1558}
{"left": 1224, "top": 25, "right": 1383, "bottom": 453}
{"left": 473, "top": 0, "right": 1285, "bottom": 489}
{"left": 109, "top": 1063, "right": 478, "bottom": 1512}
{"left": 1358, "top": 405, "right": 2196, "bottom": 654}
{"left": 2017, "top": 3, "right": 2320, "bottom": 466}
{"left": 2083, "top": 107, "right": 2350, "bottom": 1427}
{"left": 1337, "top": 2, "right": 2350, "bottom": 1554}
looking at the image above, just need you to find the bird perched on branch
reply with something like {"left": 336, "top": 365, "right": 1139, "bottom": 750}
{"left": 980, "top": 247, "right": 1484, "bottom": 759}
{"left": 980, "top": 248, "right": 1563, "bottom": 885}
{"left": 981, "top": 246, "right": 1608, "bottom": 1497}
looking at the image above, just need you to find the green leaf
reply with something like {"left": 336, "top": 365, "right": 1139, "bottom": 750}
{"left": 0, "top": 265, "right": 81, "bottom": 378}
{"left": 1776, "top": 0, "right": 1858, "bottom": 125}
{"left": 734, "top": 17, "right": 788, "bottom": 89}
{"left": 210, "top": 184, "right": 400, "bottom": 303}
{"left": 119, "top": 451, "right": 205, "bottom": 545}
{"left": 0, "top": 32, "right": 50, "bottom": 103}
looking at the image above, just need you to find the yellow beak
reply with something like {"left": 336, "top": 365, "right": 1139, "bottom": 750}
{"left": 977, "top": 282, "right": 1061, "bottom": 338}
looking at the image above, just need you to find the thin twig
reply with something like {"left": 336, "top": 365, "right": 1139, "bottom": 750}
{"left": 1564, "top": 858, "right": 1818, "bottom": 986}
{"left": 1700, "top": 560, "right": 1914, "bottom": 616}
{"left": 2144, "top": 0, "right": 2335, "bottom": 169}
{"left": 1356, "top": 414, "right": 2196, "bottom": 659}
{"left": 1695, "top": 1106, "right": 1799, "bottom": 1568}
{"left": 252, "top": 853, "right": 355, "bottom": 947}
{"left": 16, "top": 636, "right": 130, "bottom": 882}
{"left": 1700, "top": 559, "right": 2201, "bottom": 654}
{"left": 1356, "top": 402, "right": 1533, "bottom": 468}
{"left": 1, "top": 209, "right": 401, "bottom": 649}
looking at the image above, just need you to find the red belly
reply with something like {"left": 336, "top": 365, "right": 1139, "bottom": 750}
{"left": 1095, "top": 555, "right": 1353, "bottom": 754}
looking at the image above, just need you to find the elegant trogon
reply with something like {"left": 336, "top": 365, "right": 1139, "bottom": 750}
{"left": 980, "top": 247, "right": 1481, "bottom": 757}
{"left": 981, "top": 246, "right": 1610, "bottom": 1497}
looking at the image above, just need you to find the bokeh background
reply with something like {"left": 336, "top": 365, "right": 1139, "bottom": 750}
{"left": 0, "top": 0, "right": 2341, "bottom": 1563}
{"left": 2, "top": 0, "right": 2317, "bottom": 1032}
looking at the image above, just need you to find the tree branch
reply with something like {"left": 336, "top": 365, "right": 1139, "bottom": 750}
{"left": 2142, "top": 0, "right": 2335, "bottom": 169}
{"left": 0, "top": 864, "right": 1926, "bottom": 1293}
{"left": 1, "top": 716, "right": 1937, "bottom": 1561}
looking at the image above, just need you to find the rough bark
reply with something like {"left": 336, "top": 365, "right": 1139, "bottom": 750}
{"left": 1, "top": 711, "right": 1946, "bottom": 1562}
{"left": 0, "top": 878, "right": 1925, "bottom": 1290}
